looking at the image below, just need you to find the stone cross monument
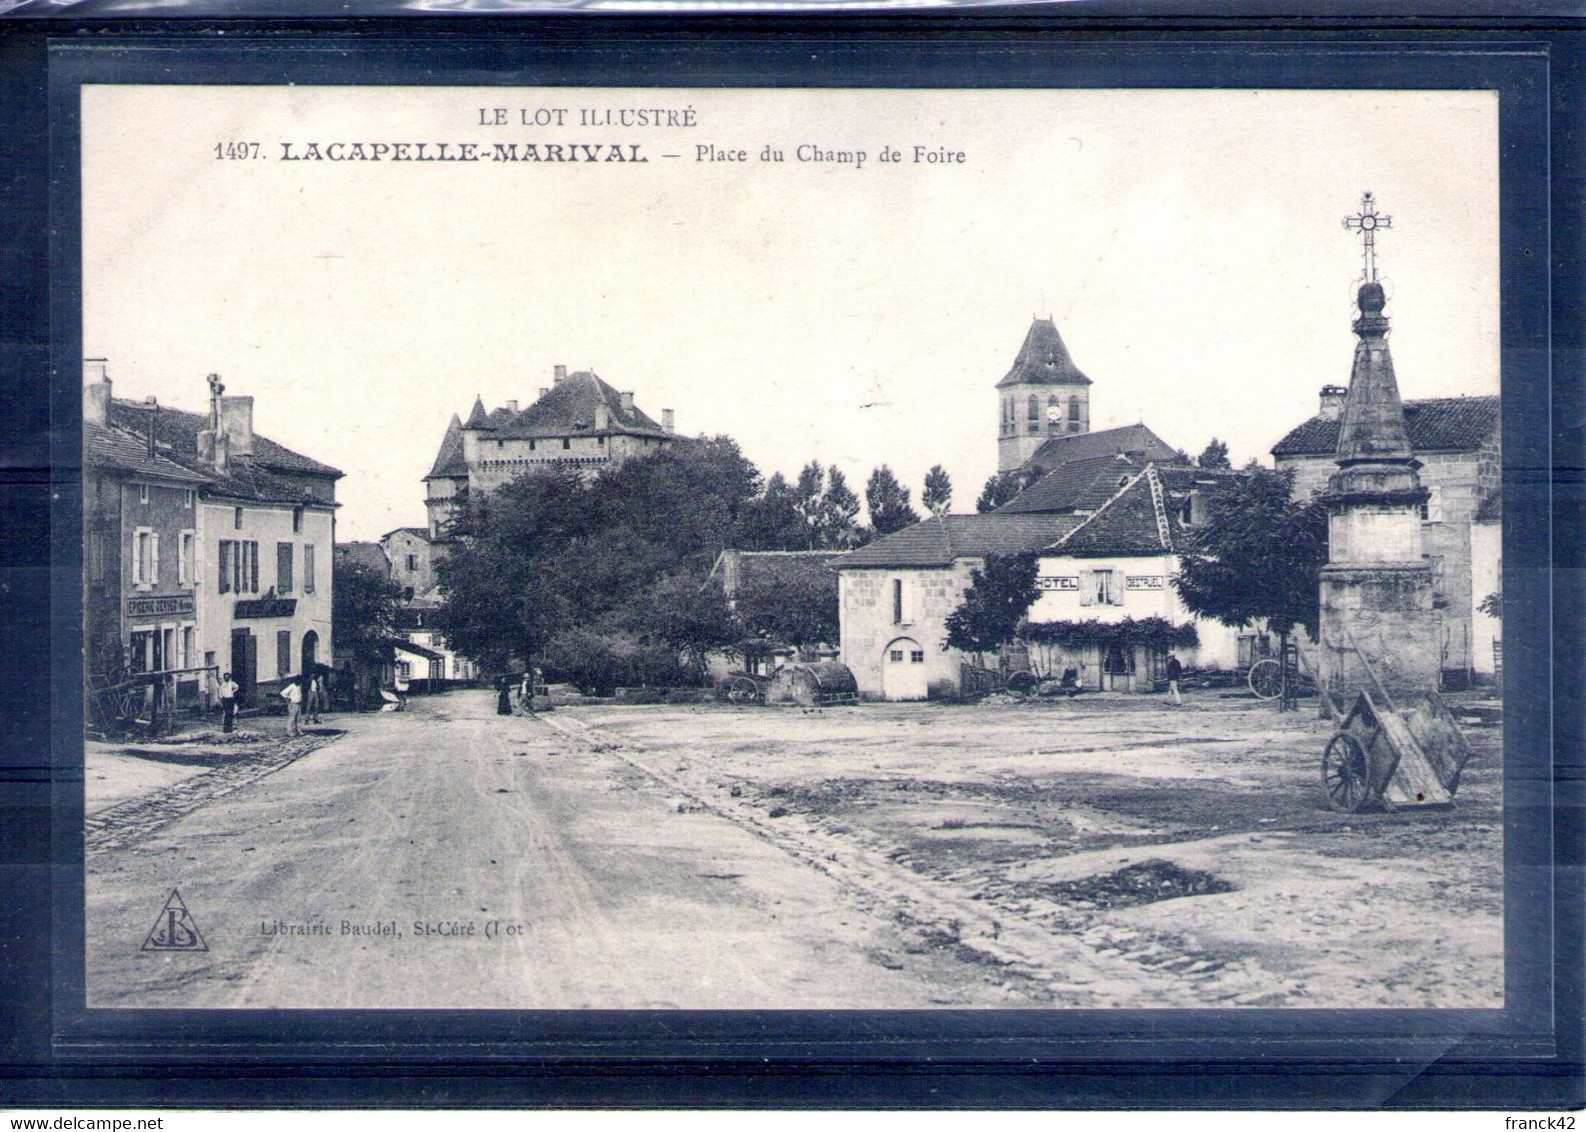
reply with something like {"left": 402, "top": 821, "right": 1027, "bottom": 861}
{"left": 1317, "top": 193, "right": 1443, "bottom": 697}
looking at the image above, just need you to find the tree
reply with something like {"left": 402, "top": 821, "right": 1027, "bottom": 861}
{"left": 819, "top": 465, "right": 862, "bottom": 548}
{"left": 332, "top": 557, "right": 405, "bottom": 664}
{"left": 793, "top": 461, "right": 826, "bottom": 548}
{"left": 866, "top": 464, "right": 919, "bottom": 537}
{"left": 976, "top": 468, "right": 1038, "bottom": 512}
{"left": 627, "top": 574, "right": 742, "bottom": 680}
{"left": 922, "top": 465, "right": 953, "bottom": 516}
{"left": 735, "top": 563, "right": 840, "bottom": 648}
{"left": 735, "top": 471, "right": 807, "bottom": 551}
{"left": 1172, "top": 467, "right": 1329, "bottom": 648}
{"left": 943, "top": 552, "right": 1041, "bottom": 664}
{"left": 1197, "top": 438, "right": 1232, "bottom": 470}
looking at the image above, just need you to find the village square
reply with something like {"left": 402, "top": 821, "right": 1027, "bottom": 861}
{"left": 79, "top": 182, "right": 1506, "bottom": 1010}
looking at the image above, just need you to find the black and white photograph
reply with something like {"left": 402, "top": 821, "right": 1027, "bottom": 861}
{"left": 79, "top": 83, "right": 1503, "bottom": 1011}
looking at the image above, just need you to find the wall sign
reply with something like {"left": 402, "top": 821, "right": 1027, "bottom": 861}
{"left": 1037, "top": 576, "right": 1079, "bottom": 592}
{"left": 126, "top": 594, "right": 195, "bottom": 618}
{"left": 1125, "top": 575, "right": 1165, "bottom": 590}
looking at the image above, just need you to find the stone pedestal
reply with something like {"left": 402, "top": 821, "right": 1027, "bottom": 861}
{"left": 1318, "top": 563, "right": 1442, "bottom": 697}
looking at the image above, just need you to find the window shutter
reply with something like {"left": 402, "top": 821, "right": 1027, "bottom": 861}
{"left": 150, "top": 533, "right": 160, "bottom": 587}
{"left": 1079, "top": 569, "right": 1094, "bottom": 606}
{"left": 250, "top": 541, "right": 260, "bottom": 593}
{"left": 218, "top": 540, "right": 230, "bottom": 593}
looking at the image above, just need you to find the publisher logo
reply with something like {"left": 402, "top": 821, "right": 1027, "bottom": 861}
{"left": 141, "top": 888, "right": 208, "bottom": 952}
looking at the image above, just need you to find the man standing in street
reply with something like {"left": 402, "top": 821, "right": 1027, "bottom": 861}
{"left": 219, "top": 672, "right": 239, "bottom": 734}
{"left": 1165, "top": 654, "right": 1184, "bottom": 706}
{"left": 281, "top": 674, "right": 304, "bottom": 737}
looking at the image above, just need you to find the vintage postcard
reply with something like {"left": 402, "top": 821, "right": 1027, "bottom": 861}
{"left": 80, "top": 84, "right": 1502, "bottom": 1010}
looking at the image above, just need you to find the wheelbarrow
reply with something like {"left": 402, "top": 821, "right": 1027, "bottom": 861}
{"left": 1321, "top": 688, "right": 1474, "bottom": 813}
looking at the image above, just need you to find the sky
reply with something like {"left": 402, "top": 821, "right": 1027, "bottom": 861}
{"left": 82, "top": 86, "right": 1499, "bottom": 542}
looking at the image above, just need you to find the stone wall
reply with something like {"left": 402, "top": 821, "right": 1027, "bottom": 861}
{"left": 839, "top": 563, "right": 976, "bottom": 699}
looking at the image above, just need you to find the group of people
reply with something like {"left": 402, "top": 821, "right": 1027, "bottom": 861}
{"left": 496, "top": 670, "right": 541, "bottom": 715}
{"left": 215, "top": 664, "right": 333, "bottom": 736}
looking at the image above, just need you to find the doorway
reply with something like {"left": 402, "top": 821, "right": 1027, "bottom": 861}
{"left": 301, "top": 629, "right": 319, "bottom": 675}
{"left": 230, "top": 628, "right": 257, "bottom": 705}
{"left": 881, "top": 637, "right": 929, "bottom": 701}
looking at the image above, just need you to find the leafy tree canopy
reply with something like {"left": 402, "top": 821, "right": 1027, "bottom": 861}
{"left": 866, "top": 464, "right": 920, "bottom": 537}
{"left": 332, "top": 557, "right": 407, "bottom": 663}
{"left": 975, "top": 468, "right": 1039, "bottom": 513}
{"left": 1172, "top": 466, "right": 1328, "bottom": 640}
{"left": 944, "top": 552, "right": 1040, "bottom": 659}
{"left": 819, "top": 466, "right": 863, "bottom": 549}
{"left": 922, "top": 465, "right": 953, "bottom": 516}
{"left": 734, "top": 563, "right": 840, "bottom": 647}
{"left": 1197, "top": 438, "right": 1232, "bottom": 470}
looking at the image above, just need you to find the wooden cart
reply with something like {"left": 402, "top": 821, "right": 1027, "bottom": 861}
{"left": 1321, "top": 688, "right": 1474, "bottom": 813}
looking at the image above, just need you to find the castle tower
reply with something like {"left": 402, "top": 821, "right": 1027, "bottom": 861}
{"left": 996, "top": 317, "right": 1092, "bottom": 472}
{"left": 1318, "top": 194, "right": 1442, "bottom": 696}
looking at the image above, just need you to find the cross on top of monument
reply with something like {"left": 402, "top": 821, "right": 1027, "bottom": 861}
{"left": 1342, "top": 191, "right": 1393, "bottom": 283}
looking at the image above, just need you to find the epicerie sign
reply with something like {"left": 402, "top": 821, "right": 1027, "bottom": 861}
{"left": 126, "top": 593, "right": 195, "bottom": 618}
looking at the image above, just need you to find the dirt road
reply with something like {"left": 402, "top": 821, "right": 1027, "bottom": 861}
{"left": 85, "top": 689, "right": 1502, "bottom": 1009}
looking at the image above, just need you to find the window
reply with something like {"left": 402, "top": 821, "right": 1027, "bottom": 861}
{"left": 303, "top": 544, "right": 316, "bottom": 594}
{"left": 1094, "top": 569, "right": 1115, "bottom": 605}
{"left": 178, "top": 530, "right": 195, "bottom": 586}
{"left": 234, "top": 507, "right": 243, "bottom": 530}
{"left": 132, "top": 528, "right": 158, "bottom": 589}
{"left": 496, "top": 439, "right": 504, "bottom": 449}
{"left": 184, "top": 490, "right": 194, "bottom": 509}
{"left": 396, "top": 661, "right": 412, "bottom": 679}
{"left": 277, "top": 542, "right": 294, "bottom": 594}
{"left": 1069, "top": 395, "right": 1081, "bottom": 422}
{"left": 1419, "top": 487, "right": 1443, "bottom": 523}
{"left": 292, "top": 506, "right": 303, "bottom": 533}
{"left": 598, "top": 436, "right": 605, "bottom": 446}
{"left": 276, "top": 630, "right": 291, "bottom": 677}
{"left": 180, "top": 625, "right": 194, "bottom": 669}
{"left": 218, "top": 539, "right": 232, "bottom": 593}
{"left": 160, "top": 627, "right": 174, "bottom": 672}
{"left": 406, "top": 554, "right": 418, "bottom": 572}
{"left": 889, "top": 649, "right": 904, "bottom": 663}
{"left": 138, "top": 484, "right": 149, "bottom": 504}
{"left": 910, "top": 650, "right": 925, "bottom": 664}
{"left": 220, "top": 540, "right": 260, "bottom": 594}
{"left": 562, "top": 438, "right": 571, "bottom": 450}
{"left": 892, "top": 578, "right": 904, "bottom": 624}
{"left": 129, "top": 630, "right": 152, "bottom": 674}
{"left": 529, "top": 439, "right": 536, "bottom": 452}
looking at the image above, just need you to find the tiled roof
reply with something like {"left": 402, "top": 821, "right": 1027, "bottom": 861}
{"left": 84, "top": 422, "right": 211, "bottom": 484}
{"left": 1023, "top": 423, "right": 1180, "bottom": 474}
{"left": 427, "top": 414, "right": 467, "bottom": 479}
{"left": 709, "top": 549, "right": 837, "bottom": 595}
{"left": 463, "top": 371, "right": 669, "bottom": 441}
{"left": 107, "top": 399, "right": 342, "bottom": 478}
{"left": 835, "top": 513, "right": 1086, "bottom": 569}
{"left": 995, "top": 453, "right": 1143, "bottom": 515}
{"left": 334, "top": 541, "right": 389, "bottom": 573}
{"left": 1051, "top": 465, "right": 1241, "bottom": 558}
{"left": 1271, "top": 395, "right": 1499, "bottom": 458}
{"left": 995, "top": 318, "right": 1092, "bottom": 389}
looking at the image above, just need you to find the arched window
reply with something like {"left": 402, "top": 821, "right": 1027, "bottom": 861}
{"left": 1027, "top": 394, "right": 1040, "bottom": 421}
{"left": 1048, "top": 395, "right": 1061, "bottom": 431}
{"left": 1068, "top": 394, "right": 1081, "bottom": 422}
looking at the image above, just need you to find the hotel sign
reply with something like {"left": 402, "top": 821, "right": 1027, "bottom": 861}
{"left": 1037, "top": 576, "right": 1079, "bottom": 592}
{"left": 126, "top": 593, "right": 195, "bottom": 618}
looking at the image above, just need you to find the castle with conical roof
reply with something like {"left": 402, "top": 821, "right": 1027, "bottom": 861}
{"left": 423, "top": 364, "right": 675, "bottom": 538}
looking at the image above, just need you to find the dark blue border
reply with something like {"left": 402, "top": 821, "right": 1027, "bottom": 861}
{"left": 0, "top": 21, "right": 1578, "bottom": 1108}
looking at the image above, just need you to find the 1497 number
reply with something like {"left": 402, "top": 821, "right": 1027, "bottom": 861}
{"left": 214, "top": 142, "right": 262, "bottom": 160}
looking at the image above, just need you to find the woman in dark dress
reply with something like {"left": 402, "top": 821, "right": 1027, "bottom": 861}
{"left": 496, "top": 675, "right": 513, "bottom": 715}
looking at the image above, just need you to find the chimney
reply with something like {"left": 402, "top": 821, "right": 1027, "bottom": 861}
{"left": 594, "top": 402, "right": 609, "bottom": 431}
{"left": 143, "top": 395, "right": 158, "bottom": 459}
{"left": 662, "top": 408, "right": 674, "bottom": 433}
{"left": 199, "top": 428, "right": 230, "bottom": 475}
{"left": 1318, "top": 383, "right": 1348, "bottom": 422}
{"left": 506, "top": 400, "right": 518, "bottom": 414}
{"left": 620, "top": 391, "right": 634, "bottom": 414}
{"left": 554, "top": 365, "right": 567, "bottom": 384}
{"left": 539, "top": 388, "right": 549, "bottom": 400}
{"left": 83, "top": 359, "right": 111, "bottom": 426}
{"left": 219, "top": 395, "right": 255, "bottom": 458}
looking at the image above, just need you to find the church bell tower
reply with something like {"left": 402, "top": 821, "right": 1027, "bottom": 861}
{"left": 1317, "top": 193, "right": 1442, "bottom": 696}
{"left": 996, "top": 317, "right": 1092, "bottom": 472}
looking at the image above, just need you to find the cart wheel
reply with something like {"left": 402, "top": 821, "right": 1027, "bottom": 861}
{"left": 1322, "top": 731, "right": 1373, "bottom": 812}
{"left": 1247, "top": 658, "right": 1283, "bottom": 700}
{"left": 727, "top": 676, "right": 761, "bottom": 705}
